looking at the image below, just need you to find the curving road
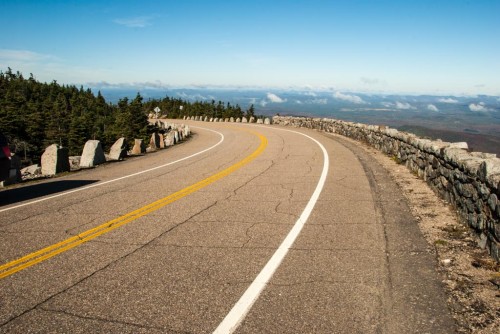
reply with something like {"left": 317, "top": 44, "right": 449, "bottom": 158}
{"left": 0, "top": 122, "right": 456, "bottom": 333}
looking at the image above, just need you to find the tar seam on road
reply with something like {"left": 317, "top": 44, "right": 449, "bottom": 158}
{"left": 0, "top": 126, "right": 224, "bottom": 214}
{"left": 0, "top": 129, "right": 267, "bottom": 279}
{"left": 213, "top": 127, "right": 330, "bottom": 334}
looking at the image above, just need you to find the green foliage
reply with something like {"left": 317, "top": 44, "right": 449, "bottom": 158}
{"left": 143, "top": 96, "right": 251, "bottom": 120}
{"left": 0, "top": 69, "right": 149, "bottom": 163}
{"left": 1, "top": 68, "right": 261, "bottom": 165}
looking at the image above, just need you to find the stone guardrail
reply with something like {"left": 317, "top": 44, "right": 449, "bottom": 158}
{"left": 1, "top": 122, "right": 190, "bottom": 186}
{"left": 182, "top": 115, "right": 272, "bottom": 125}
{"left": 271, "top": 115, "right": 500, "bottom": 262}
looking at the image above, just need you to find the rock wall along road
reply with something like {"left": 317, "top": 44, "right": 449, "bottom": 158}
{"left": 272, "top": 116, "right": 500, "bottom": 261}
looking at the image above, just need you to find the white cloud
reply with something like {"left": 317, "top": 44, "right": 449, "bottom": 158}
{"left": 438, "top": 97, "right": 458, "bottom": 103}
{"left": 295, "top": 98, "right": 327, "bottom": 105}
{"left": 309, "top": 98, "right": 327, "bottom": 105}
{"left": 469, "top": 103, "right": 490, "bottom": 112}
{"left": 333, "top": 91, "right": 366, "bottom": 104}
{"left": 395, "top": 101, "right": 415, "bottom": 110}
{"left": 87, "top": 80, "right": 174, "bottom": 90}
{"left": 0, "top": 48, "right": 111, "bottom": 83}
{"left": 113, "top": 16, "right": 153, "bottom": 28}
{"left": 303, "top": 91, "right": 317, "bottom": 97}
{"left": 266, "top": 92, "right": 286, "bottom": 103}
{"left": 260, "top": 99, "right": 268, "bottom": 107}
{"left": 382, "top": 101, "right": 415, "bottom": 110}
{"left": 0, "top": 49, "right": 58, "bottom": 62}
{"left": 175, "top": 92, "right": 211, "bottom": 101}
{"left": 427, "top": 104, "right": 439, "bottom": 112}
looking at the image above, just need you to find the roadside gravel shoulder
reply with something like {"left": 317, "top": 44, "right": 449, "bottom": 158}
{"left": 326, "top": 132, "right": 500, "bottom": 334}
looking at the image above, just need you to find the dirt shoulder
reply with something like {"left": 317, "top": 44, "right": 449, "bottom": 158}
{"left": 327, "top": 132, "right": 500, "bottom": 334}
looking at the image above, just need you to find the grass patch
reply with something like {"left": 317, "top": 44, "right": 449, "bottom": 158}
{"left": 435, "top": 239, "right": 448, "bottom": 246}
{"left": 391, "top": 155, "right": 402, "bottom": 164}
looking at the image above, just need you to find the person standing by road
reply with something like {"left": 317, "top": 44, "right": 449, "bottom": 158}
{"left": 0, "top": 132, "right": 11, "bottom": 182}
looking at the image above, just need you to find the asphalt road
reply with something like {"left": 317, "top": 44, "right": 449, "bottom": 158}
{"left": 0, "top": 121, "right": 456, "bottom": 333}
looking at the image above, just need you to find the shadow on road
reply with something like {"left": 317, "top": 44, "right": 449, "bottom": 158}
{"left": 0, "top": 180, "right": 99, "bottom": 207}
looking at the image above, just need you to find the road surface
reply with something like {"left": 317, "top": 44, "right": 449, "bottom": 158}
{"left": 0, "top": 122, "right": 456, "bottom": 333}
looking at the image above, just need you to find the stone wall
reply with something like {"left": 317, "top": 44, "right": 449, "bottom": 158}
{"left": 182, "top": 115, "right": 271, "bottom": 124}
{"left": 272, "top": 116, "right": 500, "bottom": 261}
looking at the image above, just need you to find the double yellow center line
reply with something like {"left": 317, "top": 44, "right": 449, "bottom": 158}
{"left": 0, "top": 129, "right": 268, "bottom": 279}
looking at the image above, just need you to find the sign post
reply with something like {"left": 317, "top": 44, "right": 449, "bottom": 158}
{"left": 154, "top": 106, "right": 161, "bottom": 119}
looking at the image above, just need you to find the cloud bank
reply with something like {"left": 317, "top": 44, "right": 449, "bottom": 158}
{"left": 427, "top": 104, "right": 439, "bottom": 112}
{"left": 295, "top": 98, "right": 327, "bottom": 105}
{"left": 438, "top": 98, "right": 458, "bottom": 103}
{"left": 0, "top": 49, "right": 58, "bottom": 62}
{"left": 266, "top": 93, "right": 286, "bottom": 103}
{"left": 395, "top": 101, "right": 415, "bottom": 110}
{"left": 333, "top": 91, "right": 366, "bottom": 104}
{"left": 469, "top": 102, "right": 490, "bottom": 112}
{"left": 381, "top": 101, "right": 416, "bottom": 110}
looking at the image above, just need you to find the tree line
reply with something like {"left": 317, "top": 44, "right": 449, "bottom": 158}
{"left": 0, "top": 69, "right": 258, "bottom": 165}
{"left": 143, "top": 96, "right": 256, "bottom": 121}
{"left": 0, "top": 68, "right": 151, "bottom": 163}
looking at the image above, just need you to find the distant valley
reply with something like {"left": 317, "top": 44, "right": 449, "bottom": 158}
{"left": 93, "top": 86, "right": 500, "bottom": 155}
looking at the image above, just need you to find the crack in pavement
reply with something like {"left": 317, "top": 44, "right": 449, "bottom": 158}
{"left": 64, "top": 216, "right": 102, "bottom": 237}
{"left": 241, "top": 222, "right": 259, "bottom": 248}
{"left": 148, "top": 244, "right": 279, "bottom": 250}
{"left": 35, "top": 307, "right": 177, "bottom": 333}
{"left": 0, "top": 213, "right": 46, "bottom": 228}
{"left": 0, "top": 200, "right": 220, "bottom": 329}
{"left": 212, "top": 142, "right": 255, "bottom": 174}
{"left": 226, "top": 159, "right": 276, "bottom": 200}
{"left": 274, "top": 201, "right": 300, "bottom": 220}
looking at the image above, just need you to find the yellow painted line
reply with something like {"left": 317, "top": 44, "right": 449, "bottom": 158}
{"left": 0, "top": 129, "right": 268, "bottom": 279}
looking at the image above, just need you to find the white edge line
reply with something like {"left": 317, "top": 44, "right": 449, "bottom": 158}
{"left": 0, "top": 126, "right": 224, "bottom": 213}
{"left": 213, "top": 126, "right": 329, "bottom": 333}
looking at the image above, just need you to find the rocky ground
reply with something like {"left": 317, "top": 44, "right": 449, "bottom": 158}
{"left": 330, "top": 132, "right": 500, "bottom": 333}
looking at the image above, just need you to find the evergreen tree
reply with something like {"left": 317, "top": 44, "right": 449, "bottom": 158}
{"left": 129, "top": 93, "right": 149, "bottom": 141}
{"left": 246, "top": 104, "right": 255, "bottom": 119}
{"left": 113, "top": 97, "right": 132, "bottom": 140}
{"left": 0, "top": 68, "right": 261, "bottom": 165}
{"left": 44, "top": 92, "right": 69, "bottom": 147}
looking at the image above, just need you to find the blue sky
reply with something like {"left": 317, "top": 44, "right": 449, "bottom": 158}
{"left": 0, "top": 0, "right": 499, "bottom": 95}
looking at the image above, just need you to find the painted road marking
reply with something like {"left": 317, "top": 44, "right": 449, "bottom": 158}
{"left": 0, "top": 127, "right": 224, "bottom": 214}
{"left": 0, "top": 129, "right": 267, "bottom": 279}
{"left": 213, "top": 127, "right": 329, "bottom": 334}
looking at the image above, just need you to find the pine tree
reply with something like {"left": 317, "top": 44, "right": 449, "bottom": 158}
{"left": 44, "top": 92, "right": 69, "bottom": 147}
{"left": 129, "top": 93, "right": 149, "bottom": 141}
{"left": 246, "top": 104, "right": 255, "bottom": 119}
